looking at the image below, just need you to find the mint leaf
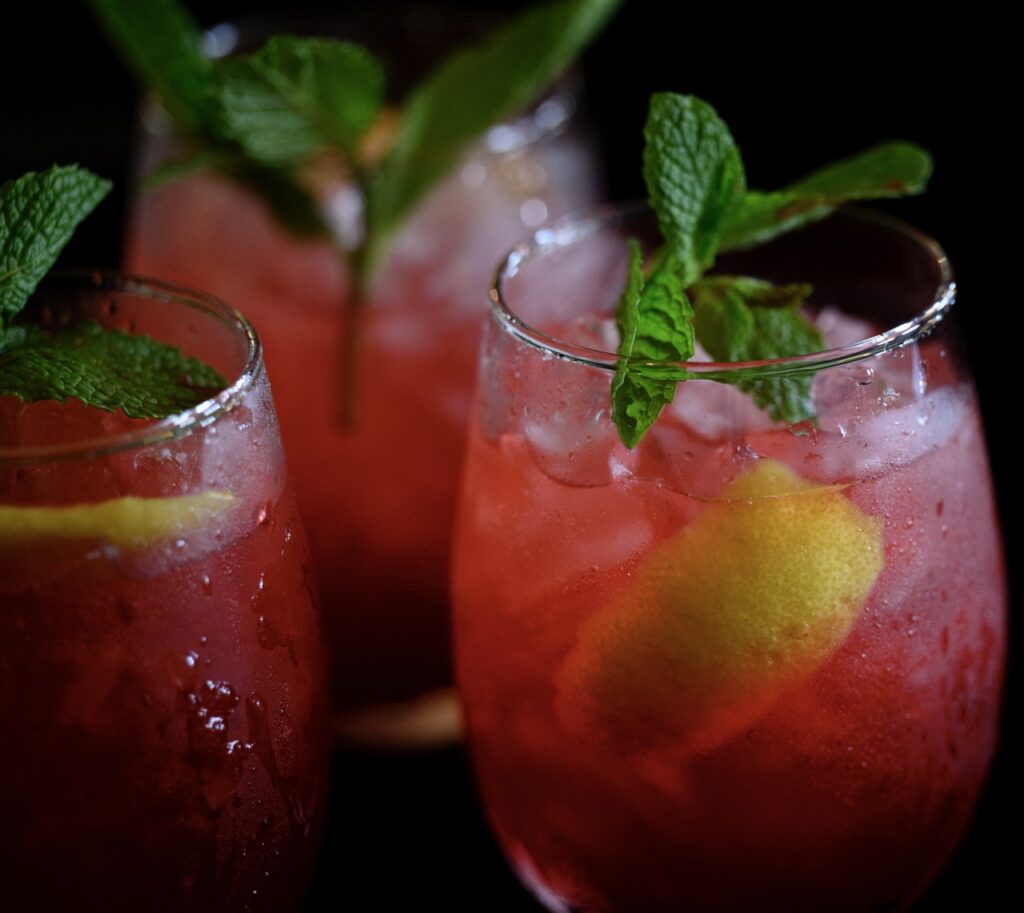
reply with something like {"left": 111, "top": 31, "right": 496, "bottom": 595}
{"left": 86, "top": 0, "right": 224, "bottom": 141}
{"left": 215, "top": 36, "right": 385, "bottom": 166}
{"left": 365, "top": 0, "right": 622, "bottom": 272}
{"left": 721, "top": 142, "right": 932, "bottom": 250}
{"left": 226, "top": 161, "right": 331, "bottom": 239}
{"left": 611, "top": 244, "right": 693, "bottom": 448}
{"left": 0, "top": 321, "right": 226, "bottom": 418}
{"left": 691, "top": 276, "right": 823, "bottom": 423}
{"left": 0, "top": 166, "right": 111, "bottom": 328}
{"left": 643, "top": 94, "right": 745, "bottom": 285}
{"left": 89, "top": 0, "right": 329, "bottom": 239}
{"left": 0, "top": 164, "right": 227, "bottom": 418}
{"left": 689, "top": 279, "right": 754, "bottom": 362}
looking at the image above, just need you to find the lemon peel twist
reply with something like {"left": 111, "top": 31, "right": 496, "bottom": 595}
{"left": 0, "top": 491, "right": 236, "bottom": 550}
{"left": 555, "top": 459, "right": 883, "bottom": 753}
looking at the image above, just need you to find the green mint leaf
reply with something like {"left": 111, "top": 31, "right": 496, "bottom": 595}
{"left": 0, "top": 166, "right": 111, "bottom": 328}
{"left": 0, "top": 321, "right": 226, "bottom": 418}
{"left": 643, "top": 93, "right": 746, "bottom": 285}
{"left": 89, "top": 0, "right": 328, "bottom": 240}
{"left": 721, "top": 142, "right": 932, "bottom": 250}
{"left": 215, "top": 36, "right": 385, "bottom": 167}
{"left": 689, "top": 278, "right": 755, "bottom": 362}
{"left": 691, "top": 276, "right": 823, "bottom": 423}
{"left": 226, "top": 161, "right": 331, "bottom": 239}
{"left": 365, "top": 0, "right": 622, "bottom": 272}
{"left": 612, "top": 245, "right": 693, "bottom": 448}
{"left": 87, "top": 0, "right": 224, "bottom": 141}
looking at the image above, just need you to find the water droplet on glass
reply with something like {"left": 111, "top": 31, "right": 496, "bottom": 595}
{"left": 520, "top": 198, "right": 549, "bottom": 227}
{"left": 460, "top": 160, "right": 487, "bottom": 189}
{"left": 854, "top": 366, "right": 874, "bottom": 386}
{"left": 879, "top": 387, "right": 900, "bottom": 408}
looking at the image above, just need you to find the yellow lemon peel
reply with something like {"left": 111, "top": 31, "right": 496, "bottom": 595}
{"left": 0, "top": 491, "right": 236, "bottom": 550}
{"left": 555, "top": 459, "right": 884, "bottom": 752}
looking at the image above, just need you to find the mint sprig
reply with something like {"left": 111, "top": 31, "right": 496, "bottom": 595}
{"left": 612, "top": 93, "right": 931, "bottom": 447}
{"left": 87, "top": 0, "right": 332, "bottom": 240}
{"left": 91, "top": 0, "right": 621, "bottom": 283}
{"left": 0, "top": 166, "right": 111, "bottom": 325}
{"left": 90, "top": 0, "right": 621, "bottom": 423}
{"left": 216, "top": 36, "right": 385, "bottom": 167}
{"left": 0, "top": 322, "right": 224, "bottom": 418}
{"left": 0, "top": 166, "right": 227, "bottom": 418}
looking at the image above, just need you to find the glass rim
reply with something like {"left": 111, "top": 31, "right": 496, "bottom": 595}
{"left": 140, "top": 14, "right": 578, "bottom": 155}
{"left": 490, "top": 203, "right": 957, "bottom": 380}
{"left": 0, "top": 270, "right": 261, "bottom": 466}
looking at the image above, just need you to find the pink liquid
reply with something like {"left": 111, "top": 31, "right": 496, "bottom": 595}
{"left": 1, "top": 290, "right": 330, "bottom": 910}
{"left": 126, "top": 129, "right": 599, "bottom": 712}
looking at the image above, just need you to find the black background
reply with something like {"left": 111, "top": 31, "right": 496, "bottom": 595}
{"left": 3, "top": 2, "right": 1015, "bottom": 910}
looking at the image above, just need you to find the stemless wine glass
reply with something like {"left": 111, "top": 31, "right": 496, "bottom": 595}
{"left": 452, "top": 206, "right": 1006, "bottom": 913}
{"left": 0, "top": 273, "right": 329, "bottom": 912}
{"left": 124, "top": 15, "right": 602, "bottom": 745}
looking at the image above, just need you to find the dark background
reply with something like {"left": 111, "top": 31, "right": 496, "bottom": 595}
{"left": 3, "top": 2, "right": 1014, "bottom": 910}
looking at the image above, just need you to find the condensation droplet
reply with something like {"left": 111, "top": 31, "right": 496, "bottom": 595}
{"left": 520, "top": 198, "right": 548, "bottom": 227}
{"left": 854, "top": 366, "right": 875, "bottom": 386}
{"left": 460, "top": 160, "right": 487, "bottom": 189}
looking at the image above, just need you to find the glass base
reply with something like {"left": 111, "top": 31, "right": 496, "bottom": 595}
{"left": 332, "top": 687, "right": 463, "bottom": 750}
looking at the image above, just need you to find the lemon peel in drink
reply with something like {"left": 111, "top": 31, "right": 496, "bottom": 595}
{"left": 555, "top": 459, "right": 883, "bottom": 753}
{"left": 0, "top": 491, "right": 236, "bottom": 550}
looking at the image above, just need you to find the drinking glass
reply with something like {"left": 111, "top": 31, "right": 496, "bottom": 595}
{"left": 124, "top": 17, "right": 602, "bottom": 743}
{"left": 452, "top": 206, "right": 1006, "bottom": 912}
{"left": 0, "top": 273, "right": 330, "bottom": 912}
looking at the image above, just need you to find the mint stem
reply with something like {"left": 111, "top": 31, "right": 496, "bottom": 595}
{"left": 334, "top": 230, "right": 374, "bottom": 427}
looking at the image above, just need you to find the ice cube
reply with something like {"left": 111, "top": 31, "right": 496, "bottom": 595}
{"left": 804, "top": 385, "right": 970, "bottom": 483}
{"left": 816, "top": 305, "right": 877, "bottom": 349}
{"left": 667, "top": 377, "right": 777, "bottom": 441}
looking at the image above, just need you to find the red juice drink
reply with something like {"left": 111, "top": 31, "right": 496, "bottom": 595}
{"left": 126, "top": 44, "right": 600, "bottom": 732}
{"left": 452, "top": 210, "right": 1006, "bottom": 912}
{"left": 0, "top": 275, "right": 329, "bottom": 912}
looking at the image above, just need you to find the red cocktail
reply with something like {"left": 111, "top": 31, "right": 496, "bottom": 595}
{"left": 453, "top": 209, "right": 1005, "bottom": 912}
{"left": 0, "top": 274, "right": 329, "bottom": 912}
{"left": 126, "top": 25, "right": 600, "bottom": 733}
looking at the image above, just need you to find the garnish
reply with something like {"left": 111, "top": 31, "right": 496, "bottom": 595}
{"left": 88, "top": 0, "right": 621, "bottom": 419}
{"left": 0, "top": 165, "right": 225, "bottom": 418}
{"left": 0, "top": 491, "right": 236, "bottom": 549}
{"left": 555, "top": 459, "right": 883, "bottom": 751}
{"left": 612, "top": 93, "right": 932, "bottom": 447}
